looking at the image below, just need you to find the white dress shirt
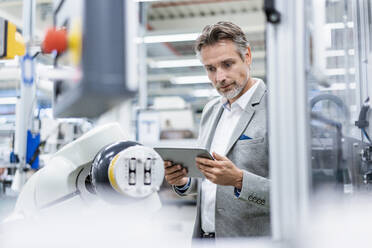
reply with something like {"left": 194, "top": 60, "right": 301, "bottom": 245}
{"left": 201, "top": 78, "right": 261, "bottom": 233}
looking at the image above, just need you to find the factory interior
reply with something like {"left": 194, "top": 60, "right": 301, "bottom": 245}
{"left": 1, "top": 0, "right": 372, "bottom": 247}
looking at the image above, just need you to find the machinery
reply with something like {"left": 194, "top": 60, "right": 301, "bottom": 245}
{"left": 354, "top": 98, "right": 372, "bottom": 187}
{"left": 4, "top": 122, "right": 164, "bottom": 221}
{"left": 42, "top": 0, "right": 138, "bottom": 118}
{"left": 0, "top": 0, "right": 140, "bottom": 196}
{"left": 1, "top": 3, "right": 167, "bottom": 245}
{"left": 310, "top": 94, "right": 363, "bottom": 193}
{"left": 0, "top": 17, "right": 25, "bottom": 59}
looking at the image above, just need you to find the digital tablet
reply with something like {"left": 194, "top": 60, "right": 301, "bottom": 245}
{"left": 153, "top": 147, "right": 214, "bottom": 178}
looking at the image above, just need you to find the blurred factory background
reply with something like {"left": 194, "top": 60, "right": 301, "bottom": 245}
{"left": 0, "top": 0, "right": 372, "bottom": 247}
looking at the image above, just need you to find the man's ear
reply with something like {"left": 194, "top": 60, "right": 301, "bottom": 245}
{"left": 245, "top": 46, "right": 252, "bottom": 66}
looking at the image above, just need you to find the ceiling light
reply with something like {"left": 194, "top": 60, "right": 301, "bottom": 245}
{"left": 149, "top": 59, "right": 202, "bottom": 68}
{"left": 141, "top": 25, "right": 264, "bottom": 44}
{"left": 325, "top": 49, "right": 355, "bottom": 56}
{"left": 0, "top": 97, "right": 17, "bottom": 105}
{"left": 325, "top": 22, "right": 353, "bottom": 29}
{"left": 319, "top": 82, "right": 356, "bottom": 91}
{"left": 143, "top": 33, "right": 199, "bottom": 43}
{"left": 324, "top": 68, "right": 355, "bottom": 76}
{"left": 171, "top": 75, "right": 210, "bottom": 84}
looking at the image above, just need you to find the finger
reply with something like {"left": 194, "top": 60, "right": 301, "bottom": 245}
{"left": 167, "top": 169, "right": 187, "bottom": 181}
{"left": 203, "top": 171, "right": 216, "bottom": 182}
{"left": 167, "top": 175, "right": 185, "bottom": 185}
{"left": 164, "top": 161, "right": 174, "bottom": 168}
{"left": 198, "top": 163, "right": 218, "bottom": 174}
{"left": 195, "top": 157, "right": 216, "bottom": 167}
{"left": 165, "top": 164, "right": 182, "bottom": 175}
{"left": 212, "top": 152, "right": 228, "bottom": 161}
{"left": 196, "top": 162, "right": 211, "bottom": 171}
{"left": 168, "top": 174, "right": 187, "bottom": 185}
{"left": 196, "top": 158, "right": 223, "bottom": 169}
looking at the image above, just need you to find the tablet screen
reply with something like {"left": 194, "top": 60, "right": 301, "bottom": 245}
{"left": 154, "top": 147, "right": 214, "bottom": 178}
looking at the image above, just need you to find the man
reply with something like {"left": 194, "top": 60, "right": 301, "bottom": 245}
{"left": 163, "top": 21, "right": 270, "bottom": 239}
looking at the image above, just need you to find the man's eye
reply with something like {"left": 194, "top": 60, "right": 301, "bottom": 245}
{"left": 223, "top": 62, "right": 232, "bottom": 68}
{"left": 207, "top": 67, "right": 216, "bottom": 72}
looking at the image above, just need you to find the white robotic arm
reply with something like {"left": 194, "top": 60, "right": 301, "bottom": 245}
{"left": 6, "top": 122, "right": 164, "bottom": 221}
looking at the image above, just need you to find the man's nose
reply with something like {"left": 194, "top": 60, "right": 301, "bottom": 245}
{"left": 215, "top": 68, "right": 227, "bottom": 83}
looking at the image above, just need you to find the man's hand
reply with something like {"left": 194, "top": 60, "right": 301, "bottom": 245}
{"left": 196, "top": 152, "right": 243, "bottom": 189}
{"left": 163, "top": 161, "right": 189, "bottom": 186}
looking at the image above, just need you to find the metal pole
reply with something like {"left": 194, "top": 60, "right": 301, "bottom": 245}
{"left": 267, "top": 0, "right": 310, "bottom": 243}
{"left": 22, "top": 0, "right": 35, "bottom": 45}
{"left": 342, "top": 0, "right": 353, "bottom": 129}
{"left": 138, "top": 2, "right": 148, "bottom": 109}
{"left": 12, "top": 0, "right": 37, "bottom": 192}
{"left": 352, "top": 0, "right": 372, "bottom": 138}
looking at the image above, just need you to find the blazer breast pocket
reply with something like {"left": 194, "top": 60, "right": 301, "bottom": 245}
{"left": 237, "top": 137, "right": 264, "bottom": 145}
{"left": 232, "top": 136, "right": 268, "bottom": 177}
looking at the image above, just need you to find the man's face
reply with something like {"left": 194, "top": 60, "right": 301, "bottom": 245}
{"left": 200, "top": 40, "right": 252, "bottom": 101}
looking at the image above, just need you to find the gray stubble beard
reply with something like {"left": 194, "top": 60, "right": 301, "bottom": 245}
{"left": 217, "top": 81, "right": 245, "bottom": 100}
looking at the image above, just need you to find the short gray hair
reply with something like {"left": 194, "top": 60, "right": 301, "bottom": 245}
{"left": 195, "top": 21, "right": 249, "bottom": 60}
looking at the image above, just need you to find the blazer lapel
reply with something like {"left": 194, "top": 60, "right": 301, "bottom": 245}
{"left": 224, "top": 106, "right": 255, "bottom": 155}
{"left": 203, "top": 104, "right": 224, "bottom": 150}
{"left": 224, "top": 81, "right": 266, "bottom": 155}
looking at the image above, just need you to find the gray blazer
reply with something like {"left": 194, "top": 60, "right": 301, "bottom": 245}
{"left": 173, "top": 80, "right": 270, "bottom": 239}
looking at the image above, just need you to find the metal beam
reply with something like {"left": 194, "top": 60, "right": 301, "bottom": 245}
{"left": 267, "top": 0, "right": 310, "bottom": 243}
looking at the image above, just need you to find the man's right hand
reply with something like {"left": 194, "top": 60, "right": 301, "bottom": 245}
{"left": 164, "top": 160, "right": 189, "bottom": 186}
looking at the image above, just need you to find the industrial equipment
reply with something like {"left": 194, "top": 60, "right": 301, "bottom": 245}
{"left": 310, "top": 94, "right": 363, "bottom": 193}
{"left": 0, "top": 17, "right": 25, "bottom": 59}
{"left": 4, "top": 122, "right": 164, "bottom": 221}
{"left": 42, "top": 0, "right": 138, "bottom": 118}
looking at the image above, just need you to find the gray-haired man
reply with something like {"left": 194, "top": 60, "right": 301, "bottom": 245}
{"left": 163, "top": 21, "right": 270, "bottom": 240}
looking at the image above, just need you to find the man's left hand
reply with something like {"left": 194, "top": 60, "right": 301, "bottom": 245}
{"left": 196, "top": 152, "right": 243, "bottom": 189}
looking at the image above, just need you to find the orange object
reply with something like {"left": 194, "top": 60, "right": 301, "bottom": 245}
{"left": 42, "top": 27, "right": 67, "bottom": 54}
